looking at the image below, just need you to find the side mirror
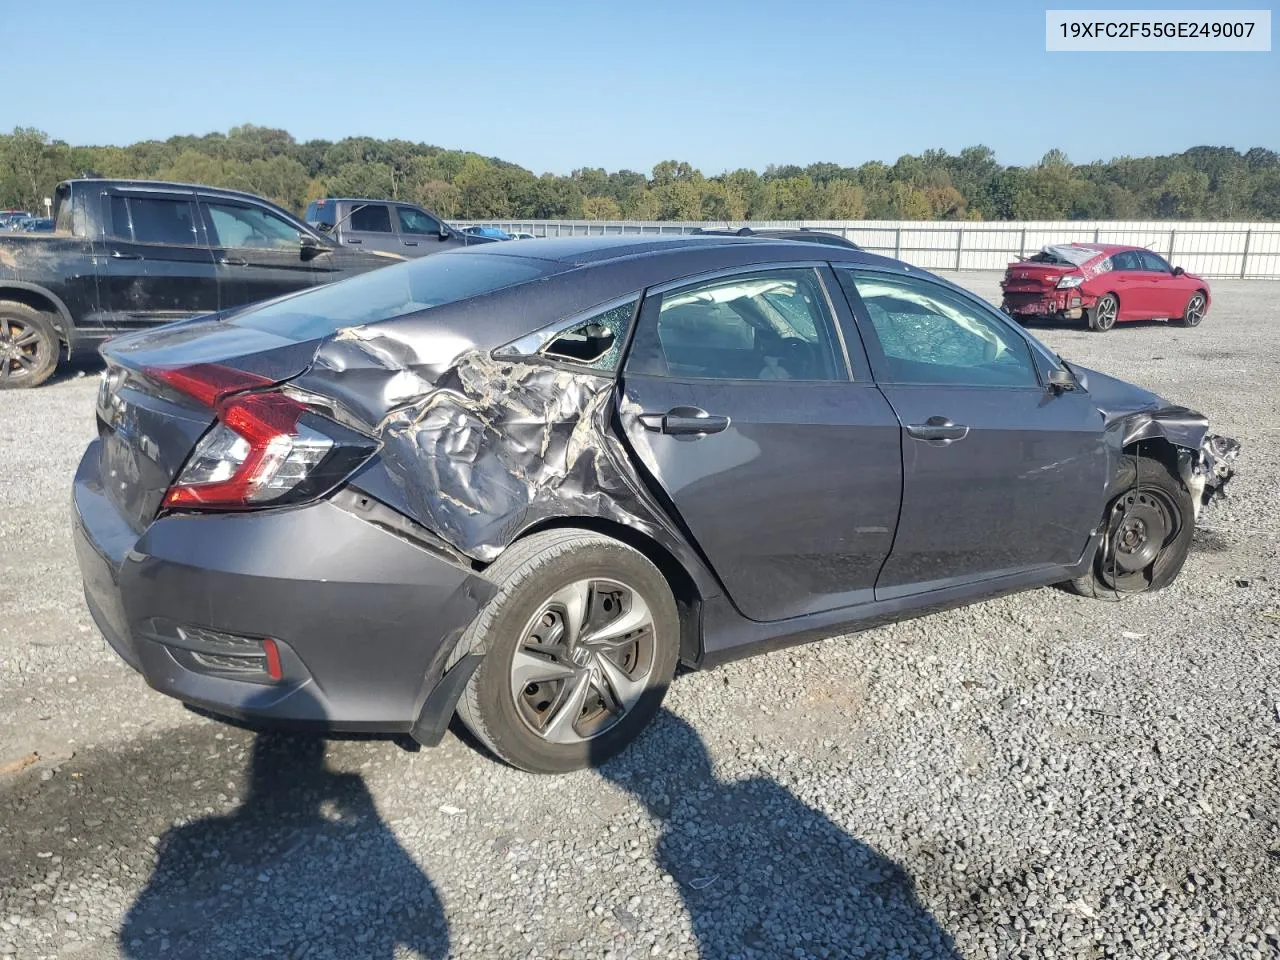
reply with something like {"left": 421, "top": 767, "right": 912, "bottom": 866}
{"left": 299, "top": 233, "right": 327, "bottom": 260}
{"left": 1048, "top": 367, "right": 1077, "bottom": 393}
{"left": 438, "top": 225, "right": 450, "bottom": 241}
{"left": 1172, "top": 265, "right": 1185, "bottom": 276}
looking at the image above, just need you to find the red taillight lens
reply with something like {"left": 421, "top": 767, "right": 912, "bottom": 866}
{"left": 147, "top": 363, "right": 272, "bottom": 407}
{"left": 154, "top": 364, "right": 374, "bottom": 511}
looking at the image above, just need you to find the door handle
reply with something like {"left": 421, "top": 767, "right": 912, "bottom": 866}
{"left": 403, "top": 240, "right": 418, "bottom": 246}
{"left": 638, "top": 406, "right": 730, "bottom": 436}
{"left": 906, "top": 416, "right": 969, "bottom": 444}
{"left": 110, "top": 250, "right": 141, "bottom": 260}
{"left": 218, "top": 256, "right": 248, "bottom": 266}
{"left": 346, "top": 238, "right": 362, "bottom": 244}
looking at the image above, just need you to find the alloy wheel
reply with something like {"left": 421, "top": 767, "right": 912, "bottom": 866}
{"left": 0, "top": 317, "right": 50, "bottom": 384}
{"left": 1185, "top": 293, "right": 1206, "bottom": 326}
{"left": 509, "top": 578, "right": 656, "bottom": 745}
{"left": 1093, "top": 296, "right": 1118, "bottom": 331}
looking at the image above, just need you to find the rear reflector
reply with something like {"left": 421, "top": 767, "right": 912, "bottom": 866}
{"left": 263, "top": 638, "right": 283, "bottom": 682}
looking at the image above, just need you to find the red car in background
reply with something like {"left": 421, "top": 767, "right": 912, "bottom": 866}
{"left": 1001, "top": 243, "right": 1210, "bottom": 332}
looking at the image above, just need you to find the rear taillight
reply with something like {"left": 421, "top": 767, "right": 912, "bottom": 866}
{"left": 149, "top": 364, "right": 376, "bottom": 511}
{"left": 1056, "top": 274, "right": 1085, "bottom": 289}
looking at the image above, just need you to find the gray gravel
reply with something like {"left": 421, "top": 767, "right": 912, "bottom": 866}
{"left": 1, "top": 274, "right": 1278, "bottom": 959}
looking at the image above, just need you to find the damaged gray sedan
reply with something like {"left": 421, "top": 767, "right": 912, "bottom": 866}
{"left": 72, "top": 236, "right": 1239, "bottom": 773}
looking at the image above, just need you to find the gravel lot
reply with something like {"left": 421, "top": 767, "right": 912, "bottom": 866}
{"left": 1, "top": 272, "right": 1278, "bottom": 959}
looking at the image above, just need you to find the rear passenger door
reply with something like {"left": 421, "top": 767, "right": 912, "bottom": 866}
{"left": 199, "top": 197, "right": 321, "bottom": 310}
{"left": 619, "top": 265, "right": 903, "bottom": 624}
{"left": 100, "top": 189, "right": 219, "bottom": 329}
{"left": 339, "top": 203, "right": 402, "bottom": 256}
{"left": 836, "top": 268, "right": 1108, "bottom": 599}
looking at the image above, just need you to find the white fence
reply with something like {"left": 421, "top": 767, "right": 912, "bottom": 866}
{"left": 458, "top": 219, "right": 1280, "bottom": 279}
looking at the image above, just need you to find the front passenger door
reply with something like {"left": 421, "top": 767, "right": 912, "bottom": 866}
{"left": 837, "top": 269, "right": 1109, "bottom": 599}
{"left": 199, "top": 198, "right": 321, "bottom": 310}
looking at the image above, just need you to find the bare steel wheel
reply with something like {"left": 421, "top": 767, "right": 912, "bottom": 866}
{"left": 452, "top": 529, "right": 679, "bottom": 773}
{"left": 510, "top": 578, "right": 657, "bottom": 744}
{"left": 0, "top": 302, "right": 60, "bottom": 389}
{"left": 1066, "top": 457, "right": 1195, "bottom": 600}
{"left": 1179, "top": 291, "right": 1207, "bottom": 327}
{"left": 1088, "top": 294, "right": 1118, "bottom": 332}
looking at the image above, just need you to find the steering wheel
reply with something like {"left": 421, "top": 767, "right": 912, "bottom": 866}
{"left": 778, "top": 337, "right": 816, "bottom": 379}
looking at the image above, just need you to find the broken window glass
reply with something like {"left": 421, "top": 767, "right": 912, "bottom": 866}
{"left": 541, "top": 300, "right": 635, "bottom": 371}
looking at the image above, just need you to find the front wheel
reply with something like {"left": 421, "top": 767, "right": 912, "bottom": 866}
{"left": 1067, "top": 457, "right": 1194, "bottom": 600}
{"left": 1088, "top": 294, "right": 1118, "bottom": 332}
{"left": 453, "top": 529, "right": 679, "bottom": 773}
{"left": 1178, "top": 291, "right": 1207, "bottom": 327}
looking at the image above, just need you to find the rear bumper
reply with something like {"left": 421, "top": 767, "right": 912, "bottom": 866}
{"left": 72, "top": 438, "right": 494, "bottom": 732}
{"left": 1002, "top": 289, "right": 1095, "bottom": 318}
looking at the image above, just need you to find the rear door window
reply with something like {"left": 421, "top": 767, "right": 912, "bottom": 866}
{"left": 125, "top": 197, "right": 200, "bottom": 245}
{"left": 626, "top": 268, "right": 845, "bottom": 382}
{"left": 1110, "top": 251, "right": 1142, "bottom": 272}
{"left": 348, "top": 204, "right": 394, "bottom": 233}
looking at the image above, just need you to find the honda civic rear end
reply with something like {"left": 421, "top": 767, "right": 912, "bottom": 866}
{"left": 71, "top": 319, "right": 494, "bottom": 735}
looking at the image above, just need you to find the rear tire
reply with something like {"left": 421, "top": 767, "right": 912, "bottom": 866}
{"left": 1066, "top": 457, "right": 1195, "bottom": 600}
{"left": 1088, "top": 294, "right": 1118, "bottom": 332}
{"left": 452, "top": 529, "right": 679, "bottom": 773}
{"left": 1178, "top": 290, "right": 1207, "bottom": 328}
{"left": 0, "top": 301, "right": 60, "bottom": 389}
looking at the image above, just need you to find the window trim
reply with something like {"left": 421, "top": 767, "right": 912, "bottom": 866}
{"left": 836, "top": 265, "right": 1049, "bottom": 391}
{"left": 627, "top": 262, "right": 854, "bottom": 384}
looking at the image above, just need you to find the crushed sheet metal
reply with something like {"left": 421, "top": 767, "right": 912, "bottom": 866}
{"left": 1102, "top": 402, "right": 1240, "bottom": 512}
{"left": 297, "top": 334, "right": 698, "bottom": 568}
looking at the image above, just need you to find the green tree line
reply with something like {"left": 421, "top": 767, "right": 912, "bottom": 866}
{"left": 2, "top": 125, "right": 1277, "bottom": 222}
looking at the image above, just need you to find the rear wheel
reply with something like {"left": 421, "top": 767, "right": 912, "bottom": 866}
{"left": 1088, "top": 294, "right": 1118, "bottom": 332}
{"left": 1067, "top": 457, "right": 1194, "bottom": 600}
{"left": 453, "top": 529, "right": 679, "bottom": 773}
{"left": 0, "top": 301, "right": 60, "bottom": 389}
{"left": 1178, "top": 291, "right": 1207, "bottom": 327}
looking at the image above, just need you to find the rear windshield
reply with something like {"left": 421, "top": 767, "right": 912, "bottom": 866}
{"left": 231, "top": 252, "right": 554, "bottom": 339}
{"left": 1027, "top": 244, "right": 1096, "bottom": 267}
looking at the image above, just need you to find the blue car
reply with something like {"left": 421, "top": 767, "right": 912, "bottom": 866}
{"left": 463, "top": 225, "right": 514, "bottom": 241}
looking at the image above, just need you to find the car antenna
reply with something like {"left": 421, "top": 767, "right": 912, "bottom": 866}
{"left": 321, "top": 201, "right": 370, "bottom": 237}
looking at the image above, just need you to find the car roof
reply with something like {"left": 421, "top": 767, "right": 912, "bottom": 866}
{"left": 462, "top": 233, "right": 878, "bottom": 267}
{"left": 313, "top": 197, "right": 421, "bottom": 206}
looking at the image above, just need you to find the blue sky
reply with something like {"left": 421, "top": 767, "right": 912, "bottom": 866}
{"left": 2, "top": 0, "right": 1275, "bottom": 174}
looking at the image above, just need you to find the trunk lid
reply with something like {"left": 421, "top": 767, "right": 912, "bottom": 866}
{"left": 96, "top": 315, "right": 327, "bottom": 532}
{"left": 1002, "top": 261, "right": 1074, "bottom": 292}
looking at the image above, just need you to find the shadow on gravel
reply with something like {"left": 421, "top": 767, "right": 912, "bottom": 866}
{"left": 120, "top": 731, "right": 448, "bottom": 960}
{"left": 597, "top": 710, "right": 960, "bottom": 959}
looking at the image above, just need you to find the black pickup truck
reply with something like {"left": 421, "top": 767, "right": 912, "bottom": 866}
{"left": 0, "top": 179, "right": 397, "bottom": 388}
